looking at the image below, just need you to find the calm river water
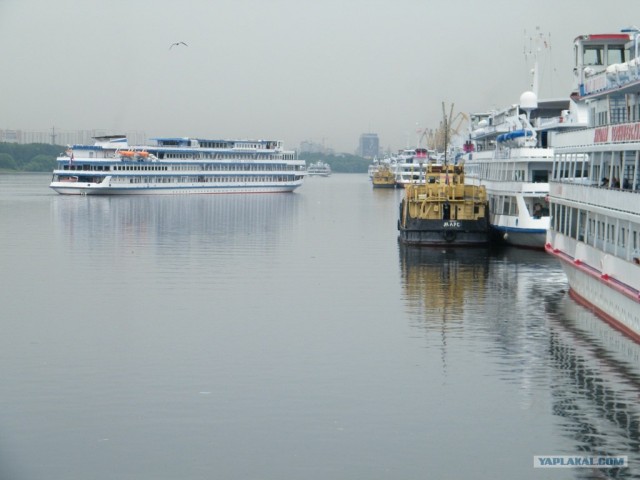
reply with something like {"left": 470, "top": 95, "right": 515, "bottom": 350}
{"left": 0, "top": 173, "right": 638, "bottom": 480}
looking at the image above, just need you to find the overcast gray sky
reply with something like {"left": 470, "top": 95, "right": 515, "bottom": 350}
{"left": 1, "top": 0, "right": 638, "bottom": 152}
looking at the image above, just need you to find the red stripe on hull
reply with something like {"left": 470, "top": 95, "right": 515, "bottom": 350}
{"left": 546, "top": 243, "right": 640, "bottom": 344}
{"left": 567, "top": 289, "right": 640, "bottom": 344}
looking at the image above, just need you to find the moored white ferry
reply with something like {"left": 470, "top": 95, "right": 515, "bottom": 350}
{"left": 546, "top": 27, "right": 640, "bottom": 343}
{"left": 50, "top": 135, "right": 307, "bottom": 195}
{"left": 462, "top": 31, "right": 587, "bottom": 249}
{"left": 306, "top": 160, "right": 332, "bottom": 176}
{"left": 393, "top": 148, "right": 433, "bottom": 186}
{"left": 462, "top": 98, "right": 586, "bottom": 248}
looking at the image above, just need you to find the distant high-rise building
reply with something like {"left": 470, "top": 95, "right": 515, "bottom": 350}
{"left": 358, "top": 133, "right": 379, "bottom": 159}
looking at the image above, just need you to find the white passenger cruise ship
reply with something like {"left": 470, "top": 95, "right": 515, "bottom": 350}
{"left": 50, "top": 135, "right": 307, "bottom": 195}
{"left": 546, "top": 27, "right": 640, "bottom": 342}
{"left": 462, "top": 31, "right": 587, "bottom": 249}
{"left": 462, "top": 98, "right": 586, "bottom": 248}
{"left": 393, "top": 148, "right": 432, "bottom": 186}
{"left": 306, "top": 161, "right": 331, "bottom": 176}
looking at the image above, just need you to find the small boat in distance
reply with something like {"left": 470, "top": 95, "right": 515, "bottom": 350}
{"left": 371, "top": 163, "right": 397, "bottom": 188}
{"left": 306, "top": 161, "right": 331, "bottom": 176}
{"left": 394, "top": 148, "right": 431, "bottom": 186}
{"left": 49, "top": 135, "right": 306, "bottom": 195}
{"left": 397, "top": 163, "right": 490, "bottom": 246}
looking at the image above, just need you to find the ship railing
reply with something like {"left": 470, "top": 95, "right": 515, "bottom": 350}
{"left": 408, "top": 184, "right": 484, "bottom": 203}
{"left": 582, "top": 57, "right": 640, "bottom": 96}
{"left": 535, "top": 116, "right": 564, "bottom": 129}
{"left": 494, "top": 149, "right": 511, "bottom": 160}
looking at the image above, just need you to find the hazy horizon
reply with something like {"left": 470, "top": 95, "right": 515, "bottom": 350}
{"left": 1, "top": 0, "right": 638, "bottom": 152}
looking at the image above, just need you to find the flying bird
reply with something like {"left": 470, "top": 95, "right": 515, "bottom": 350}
{"left": 169, "top": 41, "right": 188, "bottom": 49}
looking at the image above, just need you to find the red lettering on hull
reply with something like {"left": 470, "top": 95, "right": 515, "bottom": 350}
{"left": 594, "top": 127, "right": 609, "bottom": 143}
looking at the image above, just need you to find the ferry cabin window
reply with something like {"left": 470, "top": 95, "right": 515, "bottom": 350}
{"left": 610, "top": 95, "right": 627, "bottom": 124}
{"left": 596, "top": 110, "right": 608, "bottom": 127}
{"left": 541, "top": 130, "right": 556, "bottom": 149}
{"left": 500, "top": 197, "right": 510, "bottom": 215}
{"left": 607, "top": 45, "right": 626, "bottom": 65}
{"left": 584, "top": 45, "right": 604, "bottom": 66}
{"left": 532, "top": 170, "right": 548, "bottom": 183}
{"left": 582, "top": 44, "right": 625, "bottom": 66}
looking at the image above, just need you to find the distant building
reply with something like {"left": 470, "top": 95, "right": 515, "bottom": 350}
{"left": 357, "top": 133, "right": 379, "bottom": 159}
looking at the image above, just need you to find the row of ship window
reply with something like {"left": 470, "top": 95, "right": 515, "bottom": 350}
{"left": 81, "top": 150, "right": 291, "bottom": 160}
{"left": 196, "top": 142, "right": 279, "bottom": 149}
{"left": 64, "top": 164, "right": 301, "bottom": 172}
{"left": 490, "top": 195, "right": 549, "bottom": 217}
{"left": 65, "top": 164, "right": 168, "bottom": 171}
{"left": 594, "top": 94, "right": 640, "bottom": 126}
{"left": 553, "top": 151, "right": 640, "bottom": 191}
{"left": 118, "top": 175, "right": 302, "bottom": 184}
{"left": 114, "top": 164, "right": 297, "bottom": 172}
{"left": 552, "top": 203, "right": 640, "bottom": 262}
{"left": 160, "top": 153, "right": 295, "bottom": 160}
{"left": 466, "top": 163, "right": 550, "bottom": 183}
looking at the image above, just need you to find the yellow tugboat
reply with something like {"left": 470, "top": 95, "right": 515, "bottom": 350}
{"left": 371, "top": 164, "right": 397, "bottom": 188}
{"left": 398, "top": 163, "right": 490, "bottom": 246}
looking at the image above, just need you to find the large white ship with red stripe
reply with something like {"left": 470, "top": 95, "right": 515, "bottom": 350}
{"left": 50, "top": 135, "right": 307, "bottom": 195}
{"left": 546, "top": 27, "right": 640, "bottom": 343}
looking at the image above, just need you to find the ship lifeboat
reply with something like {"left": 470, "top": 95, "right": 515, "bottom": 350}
{"left": 496, "top": 129, "right": 534, "bottom": 147}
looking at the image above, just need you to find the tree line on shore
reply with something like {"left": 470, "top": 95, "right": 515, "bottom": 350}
{"left": 302, "top": 152, "right": 370, "bottom": 173}
{"left": 0, "top": 143, "right": 372, "bottom": 173}
{"left": 0, "top": 143, "right": 61, "bottom": 172}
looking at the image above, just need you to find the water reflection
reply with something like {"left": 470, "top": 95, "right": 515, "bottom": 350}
{"left": 397, "top": 245, "right": 559, "bottom": 344}
{"left": 398, "top": 244, "right": 491, "bottom": 328}
{"left": 398, "top": 245, "right": 557, "bottom": 399}
{"left": 51, "top": 193, "right": 301, "bottom": 254}
{"left": 399, "top": 244, "right": 640, "bottom": 478}
{"left": 546, "top": 295, "right": 640, "bottom": 479}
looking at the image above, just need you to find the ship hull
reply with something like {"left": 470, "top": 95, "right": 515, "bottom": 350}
{"left": 491, "top": 226, "right": 546, "bottom": 249}
{"left": 372, "top": 182, "right": 397, "bottom": 189}
{"left": 399, "top": 218, "right": 490, "bottom": 246}
{"left": 49, "top": 182, "right": 302, "bottom": 195}
{"left": 546, "top": 245, "right": 640, "bottom": 344}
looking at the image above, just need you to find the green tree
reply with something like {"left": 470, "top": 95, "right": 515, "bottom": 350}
{"left": 0, "top": 143, "right": 61, "bottom": 171}
{"left": 0, "top": 152, "right": 17, "bottom": 170}
{"left": 302, "top": 152, "right": 370, "bottom": 173}
{"left": 23, "top": 154, "right": 56, "bottom": 172}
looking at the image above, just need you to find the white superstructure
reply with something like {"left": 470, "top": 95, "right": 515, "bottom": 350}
{"left": 306, "top": 161, "right": 331, "bottom": 176}
{"left": 50, "top": 135, "right": 307, "bottom": 195}
{"left": 393, "top": 148, "right": 432, "bottom": 186}
{"left": 546, "top": 27, "right": 640, "bottom": 342}
{"left": 462, "top": 31, "right": 587, "bottom": 249}
{"left": 462, "top": 99, "right": 586, "bottom": 248}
